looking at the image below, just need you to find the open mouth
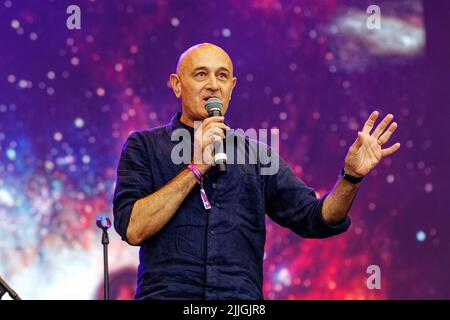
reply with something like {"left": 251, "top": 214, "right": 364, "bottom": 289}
{"left": 203, "top": 96, "right": 220, "bottom": 102}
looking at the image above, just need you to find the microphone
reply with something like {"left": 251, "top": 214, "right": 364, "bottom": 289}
{"left": 205, "top": 97, "right": 227, "bottom": 173}
{"left": 96, "top": 216, "right": 111, "bottom": 231}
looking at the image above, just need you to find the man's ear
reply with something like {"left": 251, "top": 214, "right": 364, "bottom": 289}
{"left": 232, "top": 77, "right": 237, "bottom": 89}
{"left": 229, "top": 77, "right": 237, "bottom": 100}
{"left": 169, "top": 74, "right": 182, "bottom": 98}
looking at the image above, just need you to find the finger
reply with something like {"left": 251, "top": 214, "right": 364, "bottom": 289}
{"left": 381, "top": 143, "right": 401, "bottom": 157}
{"left": 354, "top": 131, "right": 364, "bottom": 149}
{"left": 206, "top": 123, "right": 230, "bottom": 131}
{"left": 204, "top": 134, "right": 223, "bottom": 149}
{"left": 203, "top": 144, "right": 214, "bottom": 165}
{"left": 204, "top": 129, "right": 225, "bottom": 143}
{"left": 204, "top": 122, "right": 230, "bottom": 131}
{"left": 377, "top": 122, "right": 398, "bottom": 145}
{"left": 203, "top": 116, "right": 224, "bottom": 126}
{"left": 372, "top": 113, "right": 394, "bottom": 139}
{"left": 194, "top": 120, "right": 226, "bottom": 137}
{"left": 361, "top": 111, "right": 379, "bottom": 134}
{"left": 203, "top": 136, "right": 215, "bottom": 149}
{"left": 212, "top": 135, "right": 223, "bottom": 144}
{"left": 205, "top": 126, "right": 226, "bottom": 137}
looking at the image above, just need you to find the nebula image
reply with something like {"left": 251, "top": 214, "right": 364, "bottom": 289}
{"left": 0, "top": 0, "right": 448, "bottom": 300}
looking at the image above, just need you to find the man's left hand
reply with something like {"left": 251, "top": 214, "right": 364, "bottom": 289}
{"left": 344, "top": 111, "right": 401, "bottom": 177}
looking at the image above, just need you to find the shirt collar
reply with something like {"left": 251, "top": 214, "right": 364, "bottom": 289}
{"left": 166, "top": 112, "right": 194, "bottom": 138}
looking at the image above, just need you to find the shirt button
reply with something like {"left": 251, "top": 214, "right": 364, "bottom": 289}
{"left": 209, "top": 229, "right": 215, "bottom": 235}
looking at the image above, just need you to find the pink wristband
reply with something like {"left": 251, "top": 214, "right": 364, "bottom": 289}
{"left": 188, "top": 163, "right": 204, "bottom": 183}
{"left": 188, "top": 163, "right": 211, "bottom": 210}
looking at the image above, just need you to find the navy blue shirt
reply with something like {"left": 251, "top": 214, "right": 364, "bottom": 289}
{"left": 113, "top": 112, "right": 351, "bottom": 300}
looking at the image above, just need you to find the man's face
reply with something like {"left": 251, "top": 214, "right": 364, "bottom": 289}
{"left": 170, "top": 45, "right": 237, "bottom": 123}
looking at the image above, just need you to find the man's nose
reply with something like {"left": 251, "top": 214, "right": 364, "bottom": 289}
{"left": 205, "top": 75, "right": 219, "bottom": 91}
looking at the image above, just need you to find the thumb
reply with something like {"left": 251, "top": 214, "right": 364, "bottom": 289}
{"left": 354, "top": 131, "right": 364, "bottom": 148}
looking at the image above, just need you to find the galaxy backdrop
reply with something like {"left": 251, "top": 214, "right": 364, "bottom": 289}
{"left": 0, "top": 0, "right": 449, "bottom": 300}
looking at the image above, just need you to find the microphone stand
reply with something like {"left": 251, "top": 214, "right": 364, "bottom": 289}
{"left": 0, "top": 275, "right": 21, "bottom": 300}
{"left": 96, "top": 216, "right": 111, "bottom": 300}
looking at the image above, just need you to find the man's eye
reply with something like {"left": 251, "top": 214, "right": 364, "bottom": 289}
{"left": 218, "top": 73, "right": 228, "bottom": 79}
{"left": 196, "top": 72, "right": 206, "bottom": 77}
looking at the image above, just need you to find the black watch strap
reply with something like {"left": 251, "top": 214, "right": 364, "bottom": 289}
{"left": 341, "top": 168, "right": 364, "bottom": 184}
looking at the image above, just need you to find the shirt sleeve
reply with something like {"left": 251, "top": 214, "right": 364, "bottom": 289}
{"left": 263, "top": 148, "right": 351, "bottom": 239}
{"left": 113, "top": 132, "right": 153, "bottom": 243}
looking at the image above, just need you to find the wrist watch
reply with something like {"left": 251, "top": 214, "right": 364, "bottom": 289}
{"left": 341, "top": 168, "right": 364, "bottom": 184}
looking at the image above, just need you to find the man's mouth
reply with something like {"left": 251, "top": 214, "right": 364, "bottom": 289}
{"left": 203, "top": 96, "right": 220, "bottom": 101}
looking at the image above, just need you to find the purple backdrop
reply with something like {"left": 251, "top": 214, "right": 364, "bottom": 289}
{"left": 0, "top": 0, "right": 448, "bottom": 299}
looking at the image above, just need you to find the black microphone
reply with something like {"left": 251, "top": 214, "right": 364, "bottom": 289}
{"left": 205, "top": 97, "right": 227, "bottom": 173}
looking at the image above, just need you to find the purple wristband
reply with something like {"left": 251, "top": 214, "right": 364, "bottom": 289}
{"left": 187, "top": 163, "right": 211, "bottom": 210}
{"left": 188, "top": 163, "right": 204, "bottom": 183}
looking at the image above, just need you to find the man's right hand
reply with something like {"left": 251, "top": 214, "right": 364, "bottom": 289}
{"left": 192, "top": 116, "right": 230, "bottom": 174}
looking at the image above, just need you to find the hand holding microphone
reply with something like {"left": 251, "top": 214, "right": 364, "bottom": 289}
{"left": 192, "top": 98, "right": 230, "bottom": 174}
{"left": 205, "top": 98, "right": 228, "bottom": 173}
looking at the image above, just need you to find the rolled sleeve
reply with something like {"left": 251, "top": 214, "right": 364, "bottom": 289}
{"left": 309, "top": 193, "right": 351, "bottom": 238}
{"left": 264, "top": 151, "right": 351, "bottom": 239}
{"left": 113, "top": 132, "right": 153, "bottom": 243}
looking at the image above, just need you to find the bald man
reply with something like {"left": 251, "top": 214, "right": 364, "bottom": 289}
{"left": 113, "top": 43, "right": 400, "bottom": 300}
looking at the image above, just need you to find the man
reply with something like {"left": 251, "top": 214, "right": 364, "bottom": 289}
{"left": 113, "top": 43, "right": 401, "bottom": 300}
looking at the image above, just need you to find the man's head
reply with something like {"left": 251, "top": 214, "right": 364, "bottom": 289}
{"left": 169, "top": 43, "right": 237, "bottom": 126}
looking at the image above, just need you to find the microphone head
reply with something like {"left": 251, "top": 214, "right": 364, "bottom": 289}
{"left": 96, "top": 216, "right": 111, "bottom": 230}
{"left": 205, "top": 98, "right": 223, "bottom": 116}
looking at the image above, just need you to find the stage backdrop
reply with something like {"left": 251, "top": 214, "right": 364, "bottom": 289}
{"left": 0, "top": 0, "right": 448, "bottom": 299}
